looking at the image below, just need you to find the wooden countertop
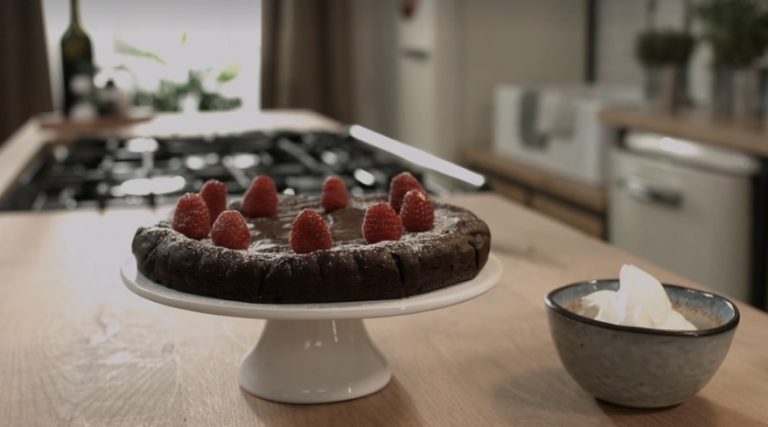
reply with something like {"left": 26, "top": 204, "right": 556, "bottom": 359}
{"left": 2, "top": 194, "right": 768, "bottom": 426}
{"left": 462, "top": 148, "right": 606, "bottom": 213}
{"left": 601, "top": 107, "right": 768, "bottom": 158}
{"left": 1, "top": 111, "right": 767, "bottom": 425}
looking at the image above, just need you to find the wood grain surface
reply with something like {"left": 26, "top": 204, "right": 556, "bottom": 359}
{"left": 461, "top": 148, "right": 607, "bottom": 212}
{"left": 600, "top": 107, "right": 768, "bottom": 158}
{"left": 1, "top": 194, "right": 767, "bottom": 426}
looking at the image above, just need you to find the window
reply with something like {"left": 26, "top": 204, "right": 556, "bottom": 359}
{"left": 42, "top": 0, "right": 262, "bottom": 113}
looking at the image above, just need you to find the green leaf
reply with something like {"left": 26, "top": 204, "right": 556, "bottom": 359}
{"left": 217, "top": 64, "right": 240, "bottom": 84}
{"left": 697, "top": 0, "right": 768, "bottom": 66}
{"left": 114, "top": 38, "right": 166, "bottom": 65}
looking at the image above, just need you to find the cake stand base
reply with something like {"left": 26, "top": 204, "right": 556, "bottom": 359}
{"left": 121, "top": 255, "right": 502, "bottom": 405}
{"left": 238, "top": 319, "right": 391, "bottom": 404}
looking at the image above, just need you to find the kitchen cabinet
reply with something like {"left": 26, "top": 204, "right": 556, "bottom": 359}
{"left": 600, "top": 106, "right": 768, "bottom": 309}
{"left": 610, "top": 133, "right": 757, "bottom": 303}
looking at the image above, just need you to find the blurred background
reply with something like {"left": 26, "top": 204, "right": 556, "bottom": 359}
{"left": 5, "top": 0, "right": 732, "bottom": 154}
{"left": 2, "top": 0, "right": 768, "bottom": 310}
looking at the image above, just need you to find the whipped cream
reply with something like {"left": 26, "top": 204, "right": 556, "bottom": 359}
{"left": 581, "top": 264, "right": 696, "bottom": 331}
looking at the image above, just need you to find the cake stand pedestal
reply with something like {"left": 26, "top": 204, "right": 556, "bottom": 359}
{"left": 121, "top": 254, "right": 501, "bottom": 404}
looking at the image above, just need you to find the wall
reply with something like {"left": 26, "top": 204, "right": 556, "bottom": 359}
{"left": 351, "top": 0, "right": 587, "bottom": 161}
{"left": 350, "top": 0, "right": 399, "bottom": 136}
{"left": 459, "top": 0, "right": 587, "bottom": 149}
{"left": 597, "top": 0, "right": 687, "bottom": 85}
{"left": 596, "top": 0, "right": 711, "bottom": 104}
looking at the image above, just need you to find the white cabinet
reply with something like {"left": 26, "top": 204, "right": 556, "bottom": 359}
{"left": 609, "top": 133, "right": 758, "bottom": 301}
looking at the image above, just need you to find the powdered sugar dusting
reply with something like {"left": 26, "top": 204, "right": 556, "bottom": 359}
{"left": 154, "top": 194, "right": 483, "bottom": 259}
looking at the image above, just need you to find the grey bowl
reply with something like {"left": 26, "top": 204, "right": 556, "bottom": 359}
{"left": 545, "top": 279, "right": 739, "bottom": 408}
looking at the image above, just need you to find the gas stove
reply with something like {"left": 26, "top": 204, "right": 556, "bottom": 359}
{"left": 0, "top": 130, "right": 486, "bottom": 211}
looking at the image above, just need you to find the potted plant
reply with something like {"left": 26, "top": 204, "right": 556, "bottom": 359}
{"left": 114, "top": 35, "right": 243, "bottom": 113}
{"left": 697, "top": 0, "right": 768, "bottom": 117}
{"left": 636, "top": 29, "right": 696, "bottom": 110}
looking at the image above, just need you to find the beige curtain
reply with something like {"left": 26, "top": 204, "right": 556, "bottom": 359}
{"left": 0, "top": 0, "right": 52, "bottom": 142}
{"left": 261, "top": 0, "right": 355, "bottom": 123}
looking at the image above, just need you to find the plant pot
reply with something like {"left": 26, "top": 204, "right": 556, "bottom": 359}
{"left": 712, "top": 67, "right": 761, "bottom": 118}
{"left": 644, "top": 65, "right": 686, "bottom": 112}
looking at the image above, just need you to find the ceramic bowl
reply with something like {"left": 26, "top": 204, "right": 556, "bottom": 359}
{"left": 545, "top": 279, "right": 739, "bottom": 408}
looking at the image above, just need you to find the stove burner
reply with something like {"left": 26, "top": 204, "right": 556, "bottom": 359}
{"left": 229, "top": 153, "right": 259, "bottom": 169}
{"left": 0, "top": 131, "right": 486, "bottom": 211}
{"left": 125, "top": 137, "right": 159, "bottom": 153}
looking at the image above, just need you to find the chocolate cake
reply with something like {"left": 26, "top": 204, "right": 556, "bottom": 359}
{"left": 132, "top": 194, "right": 491, "bottom": 304}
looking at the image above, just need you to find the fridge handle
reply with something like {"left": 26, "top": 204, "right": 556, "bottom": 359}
{"left": 616, "top": 176, "right": 683, "bottom": 208}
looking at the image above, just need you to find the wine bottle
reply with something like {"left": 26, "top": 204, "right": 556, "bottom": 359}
{"left": 60, "top": 0, "right": 94, "bottom": 117}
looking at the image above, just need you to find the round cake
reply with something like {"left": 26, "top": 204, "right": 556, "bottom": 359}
{"left": 131, "top": 180, "right": 491, "bottom": 304}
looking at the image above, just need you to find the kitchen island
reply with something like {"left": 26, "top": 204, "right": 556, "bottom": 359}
{"left": 2, "top": 195, "right": 768, "bottom": 425}
{"left": 2, "top": 114, "right": 768, "bottom": 425}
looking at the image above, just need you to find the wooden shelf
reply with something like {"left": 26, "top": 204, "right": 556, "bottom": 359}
{"left": 600, "top": 107, "right": 768, "bottom": 158}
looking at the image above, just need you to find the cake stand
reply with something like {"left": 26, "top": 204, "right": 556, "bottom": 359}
{"left": 120, "top": 254, "right": 501, "bottom": 404}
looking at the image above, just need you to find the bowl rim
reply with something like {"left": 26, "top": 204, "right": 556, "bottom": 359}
{"left": 545, "top": 279, "right": 741, "bottom": 337}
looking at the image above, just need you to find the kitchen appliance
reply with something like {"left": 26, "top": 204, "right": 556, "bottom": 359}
{"left": 493, "top": 84, "right": 642, "bottom": 185}
{"left": 0, "top": 130, "right": 486, "bottom": 211}
{"left": 609, "top": 133, "right": 759, "bottom": 302}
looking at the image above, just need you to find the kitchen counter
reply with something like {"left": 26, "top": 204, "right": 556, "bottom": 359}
{"left": 600, "top": 107, "right": 768, "bottom": 157}
{"left": 461, "top": 148, "right": 607, "bottom": 239}
{"left": 2, "top": 194, "right": 768, "bottom": 426}
{"left": 2, "top": 112, "right": 768, "bottom": 425}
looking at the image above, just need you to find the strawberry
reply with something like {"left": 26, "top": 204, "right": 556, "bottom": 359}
{"left": 241, "top": 175, "right": 278, "bottom": 217}
{"left": 389, "top": 172, "right": 425, "bottom": 213}
{"left": 290, "top": 209, "right": 333, "bottom": 254}
{"left": 200, "top": 179, "right": 227, "bottom": 224}
{"left": 211, "top": 210, "right": 251, "bottom": 250}
{"left": 362, "top": 203, "right": 403, "bottom": 244}
{"left": 172, "top": 193, "right": 211, "bottom": 239}
{"left": 400, "top": 189, "right": 434, "bottom": 232}
{"left": 321, "top": 175, "right": 349, "bottom": 213}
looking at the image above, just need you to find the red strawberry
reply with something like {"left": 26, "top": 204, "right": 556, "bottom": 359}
{"left": 400, "top": 189, "right": 434, "bottom": 232}
{"left": 241, "top": 175, "right": 278, "bottom": 217}
{"left": 200, "top": 179, "right": 227, "bottom": 224}
{"left": 290, "top": 209, "right": 333, "bottom": 254}
{"left": 172, "top": 193, "right": 211, "bottom": 239}
{"left": 362, "top": 203, "right": 403, "bottom": 244}
{"left": 211, "top": 210, "right": 251, "bottom": 250}
{"left": 389, "top": 172, "right": 425, "bottom": 213}
{"left": 322, "top": 175, "right": 349, "bottom": 213}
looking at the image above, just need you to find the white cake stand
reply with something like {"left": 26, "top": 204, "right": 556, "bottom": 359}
{"left": 120, "top": 254, "right": 501, "bottom": 404}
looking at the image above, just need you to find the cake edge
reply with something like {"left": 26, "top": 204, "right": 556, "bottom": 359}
{"left": 131, "top": 200, "right": 491, "bottom": 304}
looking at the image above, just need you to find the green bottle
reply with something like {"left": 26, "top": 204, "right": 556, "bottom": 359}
{"left": 60, "top": 0, "right": 94, "bottom": 116}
